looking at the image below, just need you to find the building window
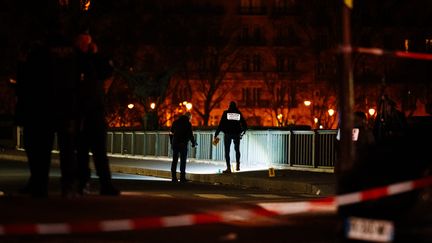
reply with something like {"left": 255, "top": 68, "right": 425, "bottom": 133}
{"left": 239, "top": 25, "right": 249, "bottom": 43}
{"left": 253, "top": 26, "right": 263, "bottom": 43}
{"left": 173, "top": 85, "right": 191, "bottom": 105}
{"left": 274, "top": 0, "right": 296, "bottom": 11}
{"left": 242, "top": 55, "right": 251, "bottom": 72}
{"left": 252, "top": 54, "right": 261, "bottom": 72}
{"left": 240, "top": 0, "right": 264, "bottom": 14}
{"left": 276, "top": 55, "right": 285, "bottom": 72}
{"left": 242, "top": 87, "right": 262, "bottom": 106}
{"left": 286, "top": 58, "right": 296, "bottom": 72}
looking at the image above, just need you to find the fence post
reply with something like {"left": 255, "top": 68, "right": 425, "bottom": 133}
{"left": 312, "top": 130, "right": 316, "bottom": 167}
{"left": 288, "top": 130, "right": 292, "bottom": 166}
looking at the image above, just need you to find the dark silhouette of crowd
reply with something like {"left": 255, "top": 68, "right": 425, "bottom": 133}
{"left": 15, "top": 16, "right": 119, "bottom": 197}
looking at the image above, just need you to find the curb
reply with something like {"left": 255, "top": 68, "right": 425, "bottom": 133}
{"left": 0, "top": 153, "right": 335, "bottom": 196}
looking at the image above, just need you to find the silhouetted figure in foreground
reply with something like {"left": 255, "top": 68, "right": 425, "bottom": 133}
{"left": 75, "top": 31, "right": 119, "bottom": 196}
{"left": 170, "top": 112, "right": 196, "bottom": 182}
{"left": 214, "top": 101, "right": 247, "bottom": 173}
{"left": 16, "top": 22, "right": 79, "bottom": 197}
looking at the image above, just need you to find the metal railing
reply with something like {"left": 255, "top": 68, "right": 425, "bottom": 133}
{"left": 105, "top": 129, "right": 337, "bottom": 171}
{"left": 16, "top": 128, "right": 337, "bottom": 172}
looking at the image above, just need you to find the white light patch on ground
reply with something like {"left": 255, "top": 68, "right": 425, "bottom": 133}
{"left": 195, "top": 194, "right": 238, "bottom": 199}
{"left": 110, "top": 173, "right": 170, "bottom": 181}
{"left": 247, "top": 194, "right": 288, "bottom": 199}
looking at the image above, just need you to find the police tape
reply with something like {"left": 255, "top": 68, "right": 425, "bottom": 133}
{"left": 260, "top": 175, "right": 432, "bottom": 215}
{"left": 0, "top": 175, "right": 431, "bottom": 235}
{"left": 339, "top": 45, "right": 432, "bottom": 61}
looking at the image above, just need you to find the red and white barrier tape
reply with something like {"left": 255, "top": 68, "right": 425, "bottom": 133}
{"left": 1, "top": 175, "right": 431, "bottom": 235}
{"left": 339, "top": 45, "right": 432, "bottom": 61}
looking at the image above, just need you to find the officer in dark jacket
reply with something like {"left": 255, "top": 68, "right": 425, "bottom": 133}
{"left": 214, "top": 101, "right": 247, "bottom": 173}
{"left": 75, "top": 31, "right": 119, "bottom": 196}
{"left": 170, "top": 112, "right": 196, "bottom": 182}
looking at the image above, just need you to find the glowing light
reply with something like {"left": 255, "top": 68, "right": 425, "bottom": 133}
{"left": 304, "top": 100, "right": 311, "bottom": 106}
{"left": 150, "top": 102, "right": 156, "bottom": 110}
{"left": 277, "top": 114, "right": 283, "bottom": 120}
{"left": 319, "top": 125, "right": 323, "bottom": 129}
{"left": 314, "top": 118, "right": 319, "bottom": 124}
{"left": 185, "top": 102, "right": 193, "bottom": 111}
{"left": 328, "top": 109, "right": 335, "bottom": 117}
{"left": 368, "top": 108, "right": 376, "bottom": 116}
{"left": 82, "top": 0, "right": 91, "bottom": 11}
{"left": 404, "top": 39, "right": 409, "bottom": 52}
{"left": 127, "top": 103, "right": 134, "bottom": 109}
{"left": 9, "top": 78, "right": 16, "bottom": 84}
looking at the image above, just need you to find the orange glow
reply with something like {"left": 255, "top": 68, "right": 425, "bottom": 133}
{"left": 304, "top": 100, "right": 311, "bottom": 106}
{"left": 82, "top": 0, "right": 91, "bottom": 11}
{"left": 404, "top": 39, "right": 409, "bottom": 52}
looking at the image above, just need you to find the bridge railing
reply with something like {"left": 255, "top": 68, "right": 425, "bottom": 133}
{"left": 16, "top": 128, "right": 337, "bottom": 172}
{"left": 105, "top": 129, "right": 337, "bottom": 172}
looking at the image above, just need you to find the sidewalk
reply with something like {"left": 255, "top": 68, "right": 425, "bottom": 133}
{"left": 0, "top": 149, "right": 336, "bottom": 196}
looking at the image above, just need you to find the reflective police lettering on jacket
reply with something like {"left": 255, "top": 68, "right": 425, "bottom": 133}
{"left": 227, "top": 113, "right": 241, "bottom": 121}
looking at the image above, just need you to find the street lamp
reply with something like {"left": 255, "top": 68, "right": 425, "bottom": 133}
{"left": 368, "top": 108, "right": 376, "bottom": 117}
{"left": 328, "top": 108, "right": 335, "bottom": 117}
{"left": 150, "top": 102, "right": 156, "bottom": 110}
{"left": 185, "top": 102, "right": 193, "bottom": 111}
{"left": 304, "top": 100, "right": 311, "bottom": 106}
{"left": 277, "top": 113, "right": 283, "bottom": 126}
{"left": 127, "top": 103, "right": 134, "bottom": 109}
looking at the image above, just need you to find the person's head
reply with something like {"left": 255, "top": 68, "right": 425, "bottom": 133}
{"left": 354, "top": 111, "right": 367, "bottom": 127}
{"left": 184, "top": 112, "right": 192, "bottom": 120}
{"left": 229, "top": 101, "right": 237, "bottom": 110}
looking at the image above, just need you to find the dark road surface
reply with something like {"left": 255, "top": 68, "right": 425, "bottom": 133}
{"left": 1, "top": 159, "right": 431, "bottom": 242}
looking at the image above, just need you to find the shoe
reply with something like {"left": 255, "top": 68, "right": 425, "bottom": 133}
{"left": 172, "top": 178, "right": 178, "bottom": 183}
{"left": 222, "top": 169, "right": 231, "bottom": 174}
{"left": 100, "top": 185, "right": 120, "bottom": 196}
{"left": 236, "top": 163, "right": 240, "bottom": 171}
{"left": 180, "top": 178, "right": 188, "bottom": 183}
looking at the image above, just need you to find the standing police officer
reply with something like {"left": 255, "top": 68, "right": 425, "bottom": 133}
{"left": 214, "top": 101, "right": 247, "bottom": 173}
{"left": 170, "top": 112, "right": 196, "bottom": 182}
